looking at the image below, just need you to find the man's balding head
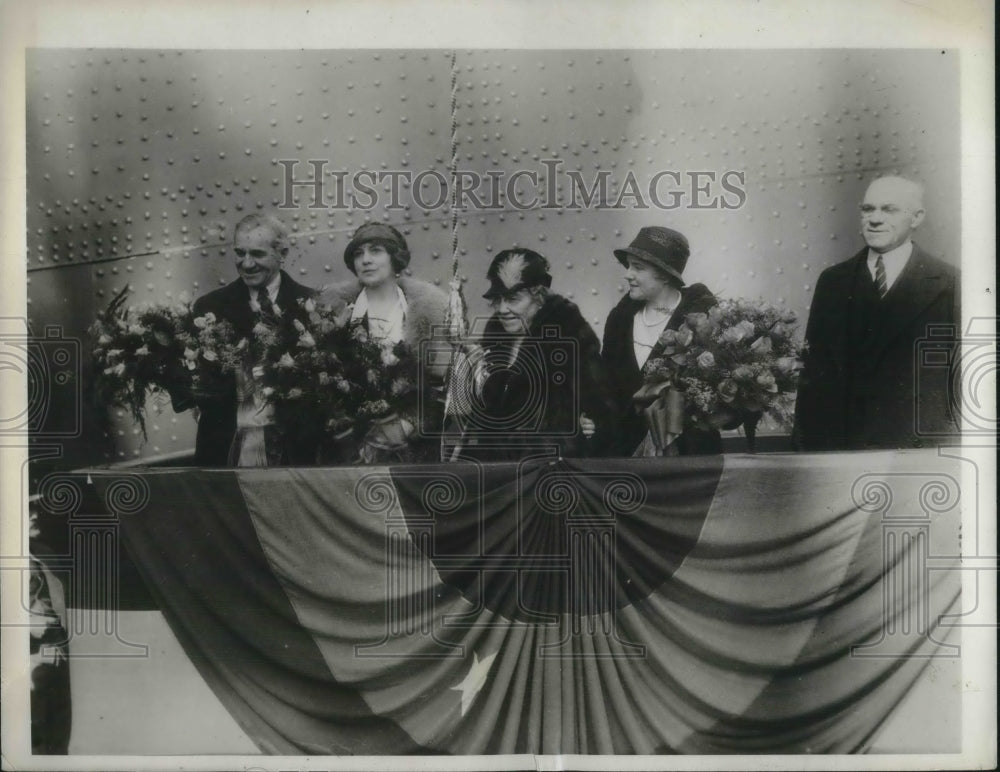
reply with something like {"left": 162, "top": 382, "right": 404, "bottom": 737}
{"left": 860, "top": 176, "right": 926, "bottom": 253}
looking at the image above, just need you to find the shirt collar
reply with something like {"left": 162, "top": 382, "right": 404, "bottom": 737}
{"left": 867, "top": 239, "right": 913, "bottom": 268}
{"left": 250, "top": 272, "right": 282, "bottom": 303}
{"left": 867, "top": 240, "right": 913, "bottom": 290}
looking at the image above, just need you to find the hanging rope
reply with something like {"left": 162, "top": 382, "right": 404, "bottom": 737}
{"left": 441, "top": 49, "right": 472, "bottom": 461}
{"left": 444, "top": 48, "right": 467, "bottom": 342}
{"left": 448, "top": 49, "right": 462, "bottom": 290}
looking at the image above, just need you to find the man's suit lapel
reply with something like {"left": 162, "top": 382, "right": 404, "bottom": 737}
{"left": 869, "top": 246, "right": 949, "bottom": 359}
{"left": 224, "top": 280, "right": 255, "bottom": 338}
{"left": 275, "top": 270, "right": 304, "bottom": 312}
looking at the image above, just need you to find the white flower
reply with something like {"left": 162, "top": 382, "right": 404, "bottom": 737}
{"left": 112, "top": 363, "right": 126, "bottom": 376}
{"left": 251, "top": 365, "right": 265, "bottom": 379}
{"left": 287, "top": 387, "right": 304, "bottom": 399}
{"left": 183, "top": 347, "right": 198, "bottom": 361}
{"left": 277, "top": 353, "right": 296, "bottom": 368}
{"left": 304, "top": 298, "right": 316, "bottom": 313}
{"left": 105, "top": 348, "right": 124, "bottom": 360}
{"left": 696, "top": 351, "right": 716, "bottom": 369}
{"left": 380, "top": 346, "right": 400, "bottom": 367}
{"left": 97, "top": 334, "right": 112, "bottom": 345}
{"left": 193, "top": 316, "right": 208, "bottom": 329}
{"left": 318, "top": 371, "right": 330, "bottom": 385}
{"left": 297, "top": 331, "right": 316, "bottom": 349}
{"left": 261, "top": 386, "right": 275, "bottom": 398}
{"left": 135, "top": 345, "right": 150, "bottom": 356}
{"left": 127, "top": 324, "right": 144, "bottom": 336}
{"left": 203, "top": 350, "right": 218, "bottom": 362}
{"left": 720, "top": 324, "right": 749, "bottom": 344}
{"left": 203, "top": 312, "right": 216, "bottom": 324}
{"left": 775, "top": 356, "right": 800, "bottom": 374}
{"left": 293, "top": 318, "right": 306, "bottom": 333}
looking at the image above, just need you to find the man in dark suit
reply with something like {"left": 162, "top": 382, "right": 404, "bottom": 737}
{"left": 794, "top": 176, "right": 959, "bottom": 451}
{"left": 177, "top": 213, "right": 316, "bottom": 465}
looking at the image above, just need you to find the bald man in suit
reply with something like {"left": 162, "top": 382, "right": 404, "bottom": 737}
{"left": 794, "top": 176, "right": 959, "bottom": 450}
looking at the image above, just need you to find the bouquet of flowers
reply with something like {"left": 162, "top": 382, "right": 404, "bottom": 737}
{"left": 175, "top": 310, "right": 244, "bottom": 402}
{"left": 90, "top": 288, "right": 246, "bottom": 439}
{"left": 89, "top": 287, "right": 196, "bottom": 438}
{"left": 639, "top": 298, "right": 803, "bottom": 450}
{"left": 258, "top": 298, "right": 420, "bottom": 462}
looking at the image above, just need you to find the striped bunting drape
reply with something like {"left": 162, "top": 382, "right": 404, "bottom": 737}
{"left": 91, "top": 450, "right": 961, "bottom": 754}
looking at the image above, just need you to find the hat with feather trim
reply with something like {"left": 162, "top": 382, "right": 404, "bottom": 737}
{"left": 483, "top": 249, "right": 553, "bottom": 299}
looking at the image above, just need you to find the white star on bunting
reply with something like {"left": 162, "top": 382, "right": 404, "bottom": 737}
{"left": 450, "top": 651, "right": 497, "bottom": 717}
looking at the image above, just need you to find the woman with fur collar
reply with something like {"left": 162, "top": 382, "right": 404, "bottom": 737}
{"left": 319, "top": 223, "right": 449, "bottom": 462}
{"left": 459, "top": 248, "right": 614, "bottom": 462}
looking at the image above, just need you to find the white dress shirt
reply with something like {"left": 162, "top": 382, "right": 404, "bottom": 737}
{"left": 351, "top": 286, "right": 409, "bottom": 344}
{"left": 867, "top": 240, "right": 913, "bottom": 293}
{"left": 249, "top": 273, "right": 282, "bottom": 312}
{"left": 237, "top": 273, "right": 282, "bottom": 466}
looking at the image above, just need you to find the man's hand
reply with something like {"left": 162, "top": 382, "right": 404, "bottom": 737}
{"left": 580, "top": 413, "right": 596, "bottom": 438}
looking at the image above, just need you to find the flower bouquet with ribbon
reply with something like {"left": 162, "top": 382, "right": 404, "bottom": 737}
{"left": 258, "top": 297, "right": 420, "bottom": 464}
{"left": 637, "top": 298, "right": 803, "bottom": 453}
{"left": 632, "top": 381, "right": 687, "bottom": 456}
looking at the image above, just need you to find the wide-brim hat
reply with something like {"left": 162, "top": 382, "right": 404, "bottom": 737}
{"left": 613, "top": 226, "right": 689, "bottom": 286}
{"left": 343, "top": 223, "right": 411, "bottom": 273}
{"left": 483, "top": 248, "right": 552, "bottom": 299}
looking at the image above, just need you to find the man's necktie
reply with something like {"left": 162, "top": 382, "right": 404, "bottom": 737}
{"left": 256, "top": 290, "right": 278, "bottom": 322}
{"left": 874, "top": 254, "right": 888, "bottom": 299}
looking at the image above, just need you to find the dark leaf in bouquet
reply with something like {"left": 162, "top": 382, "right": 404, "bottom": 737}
{"left": 717, "top": 378, "right": 739, "bottom": 404}
{"left": 103, "top": 284, "right": 131, "bottom": 321}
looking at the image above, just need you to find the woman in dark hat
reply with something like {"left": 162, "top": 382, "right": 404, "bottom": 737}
{"left": 320, "top": 222, "right": 449, "bottom": 461}
{"left": 600, "top": 226, "right": 722, "bottom": 456}
{"left": 459, "top": 248, "right": 614, "bottom": 461}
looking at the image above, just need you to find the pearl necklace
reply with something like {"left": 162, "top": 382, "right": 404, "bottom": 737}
{"left": 640, "top": 304, "right": 672, "bottom": 327}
